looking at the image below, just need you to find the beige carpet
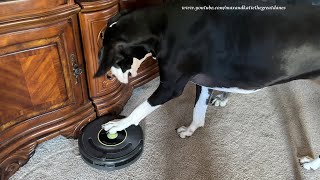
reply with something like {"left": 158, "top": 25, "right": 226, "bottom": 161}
{"left": 10, "top": 78, "right": 320, "bottom": 180}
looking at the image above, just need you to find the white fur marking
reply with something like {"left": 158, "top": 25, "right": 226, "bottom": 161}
{"left": 130, "top": 58, "right": 143, "bottom": 77}
{"left": 210, "top": 87, "right": 260, "bottom": 94}
{"left": 300, "top": 156, "right": 320, "bottom": 170}
{"left": 109, "top": 22, "right": 117, "bottom": 27}
{"left": 177, "top": 87, "right": 209, "bottom": 138}
{"left": 111, "top": 66, "right": 130, "bottom": 84}
{"left": 211, "top": 94, "right": 229, "bottom": 107}
{"left": 111, "top": 53, "right": 154, "bottom": 83}
{"left": 130, "top": 53, "right": 152, "bottom": 77}
{"left": 102, "top": 101, "right": 161, "bottom": 134}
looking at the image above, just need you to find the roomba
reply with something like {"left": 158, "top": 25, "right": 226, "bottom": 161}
{"left": 78, "top": 115, "right": 144, "bottom": 171}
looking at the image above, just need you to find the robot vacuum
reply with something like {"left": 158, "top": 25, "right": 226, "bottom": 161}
{"left": 78, "top": 115, "right": 144, "bottom": 171}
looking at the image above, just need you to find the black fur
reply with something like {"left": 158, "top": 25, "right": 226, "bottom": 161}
{"left": 95, "top": 0, "right": 320, "bottom": 106}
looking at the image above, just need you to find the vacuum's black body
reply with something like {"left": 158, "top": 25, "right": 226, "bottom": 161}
{"left": 78, "top": 115, "right": 144, "bottom": 171}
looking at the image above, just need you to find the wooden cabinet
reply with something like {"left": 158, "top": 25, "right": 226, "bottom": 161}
{"left": 78, "top": 0, "right": 159, "bottom": 116}
{"left": 0, "top": 1, "right": 96, "bottom": 179}
{"left": 0, "top": 0, "right": 162, "bottom": 179}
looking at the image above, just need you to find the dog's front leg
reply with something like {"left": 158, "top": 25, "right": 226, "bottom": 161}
{"left": 102, "top": 78, "right": 189, "bottom": 134}
{"left": 177, "top": 85, "right": 210, "bottom": 138}
{"left": 102, "top": 101, "right": 161, "bottom": 134}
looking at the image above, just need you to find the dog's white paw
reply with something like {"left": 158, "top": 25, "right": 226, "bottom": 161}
{"left": 299, "top": 156, "right": 320, "bottom": 170}
{"left": 300, "top": 156, "right": 312, "bottom": 164}
{"left": 213, "top": 98, "right": 228, "bottom": 107}
{"left": 211, "top": 94, "right": 228, "bottom": 107}
{"left": 176, "top": 126, "right": 195, "bottom": 138}
{"left": 101, "top": 117, "right": 137, "bottom": 134}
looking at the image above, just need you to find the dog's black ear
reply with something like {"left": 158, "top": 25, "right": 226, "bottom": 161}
{"left": 107, "top": 10, "right": 132, "bottom": 27}
{"left": 130, "top": 37, "right": 159, "bottom": 59}
{"left": 94, "top": 47, "right": 113, "bottom": 78}
{"left": 120, "top": 36, "right": 158, "bottom": 60}
{"left": 94, "top": 62, "right": 110, "bottom": 78}
{"left": 129, "top": 45, "right": 149, "bottom": 59}
{"left": 123, "top": 41, "right": 154, "bottom": 60}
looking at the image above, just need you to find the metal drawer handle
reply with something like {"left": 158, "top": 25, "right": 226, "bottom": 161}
{"left": 71, "top": 54, "right": 83, "bottom": 85}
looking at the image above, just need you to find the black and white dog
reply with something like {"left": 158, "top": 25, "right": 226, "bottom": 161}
{"left": 94, "top": 0, "right": 320, "bottom": 170}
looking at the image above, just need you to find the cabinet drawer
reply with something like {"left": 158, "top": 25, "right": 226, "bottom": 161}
{"left": 79, "top": 4, "right": 119, "bottom": 98}
{"left": 0, "top": 19, "right": 83, "bottom": 132}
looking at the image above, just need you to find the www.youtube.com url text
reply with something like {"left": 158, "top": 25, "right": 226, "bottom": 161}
{"left": 182, "top": 5, "right": 286, "bottom": 11}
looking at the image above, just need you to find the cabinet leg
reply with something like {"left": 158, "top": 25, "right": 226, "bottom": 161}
{"left": 0, "top": 143, "right": 37, "bottom": 180}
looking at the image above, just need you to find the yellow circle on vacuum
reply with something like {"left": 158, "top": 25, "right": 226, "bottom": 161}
{"left": 98, "top": 129, "right": 127, "bottom": 147}
{"left": 107, "top": 132, "right": 118, "bottom": 139}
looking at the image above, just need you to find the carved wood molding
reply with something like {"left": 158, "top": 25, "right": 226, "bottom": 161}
{"left": 0, "top": 4, "right": 80, "bottom": 34}
{"left": 77, "top": 0, "right": 119, "bottom": 12}
{"left": 0, "top": 105, "right": 95, "bottom": 180}
{"left": 60, "top": 105, "right": 97, "bottom": 138}
{"left": 0, "top": 0, "right": 73, "bottom": 19}
{"left": 0, "top": 102, "right": 96, "bottom": 180}
{"left": 93, "top": 83, "right": 132, "bottom": 116}
{"left": 0, "top": 143, "right": 37, "bottom": 180}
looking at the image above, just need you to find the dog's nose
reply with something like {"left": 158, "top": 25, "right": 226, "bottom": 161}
{"left": 106, "top": 75, "right": 112, "bottom": 80}
{"left": 106, "top": 73, "right": 113, "bottom": 80}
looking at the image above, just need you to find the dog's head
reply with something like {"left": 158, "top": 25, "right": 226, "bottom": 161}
{"left": 94, "top": 10, "right": 159, "bottom": 83}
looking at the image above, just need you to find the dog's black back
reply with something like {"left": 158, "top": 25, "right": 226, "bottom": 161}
{"left": 157, "top": 1, "right": 320, "bottom": 89}
{"left": 96, "top": 0, "right": 320, "bottom": 91}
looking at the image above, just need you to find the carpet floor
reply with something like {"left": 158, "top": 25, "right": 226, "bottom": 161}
{"left": 10, "top": 78, "right": 320, "bottom": 180}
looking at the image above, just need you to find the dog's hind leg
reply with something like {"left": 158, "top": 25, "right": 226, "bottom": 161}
{"left": 298, "top": 77, "right": 320, "bottom": 170}
{"left": 300, "top": 156, "right": 320, "bottom": 170}
{"left": 210, "top": 92, "right": 230, "bottom": 107}
{"left": 177, "top": 85, "right": 210, "bottom": 138}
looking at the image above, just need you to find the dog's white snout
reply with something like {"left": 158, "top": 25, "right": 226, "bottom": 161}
{"left": 110, "top": 53, "right": 154, "bottom": 83}
{"left": 111, "top": 66, "right": 130, "bottom": 84}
